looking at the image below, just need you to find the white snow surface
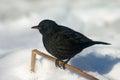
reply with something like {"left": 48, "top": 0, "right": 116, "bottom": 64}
{"left": 0, "top": 0, "right": 120, "bottom": 80}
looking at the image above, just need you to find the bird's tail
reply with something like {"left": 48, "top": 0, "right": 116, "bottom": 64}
{"left": 93, "top": 41, "right": 111, "bottom": 45}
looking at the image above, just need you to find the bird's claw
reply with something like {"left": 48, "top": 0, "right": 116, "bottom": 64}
{"left": 61, "top": 62, "right": 66, "bottom": 69}
{"left": 55, "top": 59, "right": 66, "bottom": 69}
{"left": 55, "top": 59, "right": 62, "bottom": 68}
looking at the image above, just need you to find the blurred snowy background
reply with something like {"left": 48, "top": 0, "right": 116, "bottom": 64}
{"left": 0, "top": 0, "right": 120, "bottom": 80}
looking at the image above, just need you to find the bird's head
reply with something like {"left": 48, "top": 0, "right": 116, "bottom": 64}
{"left": 31, "top": 19, "right": 58, "bottom": 35}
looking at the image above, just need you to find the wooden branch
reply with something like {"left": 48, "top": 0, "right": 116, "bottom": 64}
{"left": 31, "top": 49, "right": 98, "bottom": 80}
{"left": 31, "top": 50, "right": 36, "bottom": 72}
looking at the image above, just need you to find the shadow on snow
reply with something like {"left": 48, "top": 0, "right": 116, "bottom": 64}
{"left": 70, "top": 52, "right": 120, "bottom": 74}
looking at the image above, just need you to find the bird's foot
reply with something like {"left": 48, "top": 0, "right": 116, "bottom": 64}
{"left": 61, "top": 61, "right": 67, "bottom": 69}
{"left": 55, "top": 59, "right": 63, "bottom": 69}
{"left": 55, "top": 58, "right": 70, "bottom": 69}
{"left": 61, "top": 58, "right": 70, "bottom": 69}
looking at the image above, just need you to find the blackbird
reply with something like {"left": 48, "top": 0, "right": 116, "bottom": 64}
{"left": 31, "top": 19, "right": 110, "bottom": 69}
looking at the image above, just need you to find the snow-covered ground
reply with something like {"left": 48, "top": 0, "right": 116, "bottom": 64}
{"left": 0, "top": 0, "right": 120, "bottom": 80}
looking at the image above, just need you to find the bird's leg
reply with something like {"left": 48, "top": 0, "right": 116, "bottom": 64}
{"left": 55, "top": 59, "right": 62, "bottom": 68}
{"left": 55, "top": 58, "right": 70, "bottom": 69}
{"left": 62, "top": 58, "right": 71, "bottom": 69}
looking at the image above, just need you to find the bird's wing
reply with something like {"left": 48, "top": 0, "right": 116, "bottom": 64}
{"left": 57, "top": 26, "right": 92, "bottom": 43}
{"left": 53, "top": 26, "right": 92, "bottom": 52}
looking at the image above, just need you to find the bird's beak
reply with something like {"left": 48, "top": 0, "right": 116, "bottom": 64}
{"left": 31, "top": 26, "right": 39, "bottom": 29}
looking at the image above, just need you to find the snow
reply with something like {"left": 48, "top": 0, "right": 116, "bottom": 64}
{"left": 0, "top": 0, "right": 120, "bottom": 80}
